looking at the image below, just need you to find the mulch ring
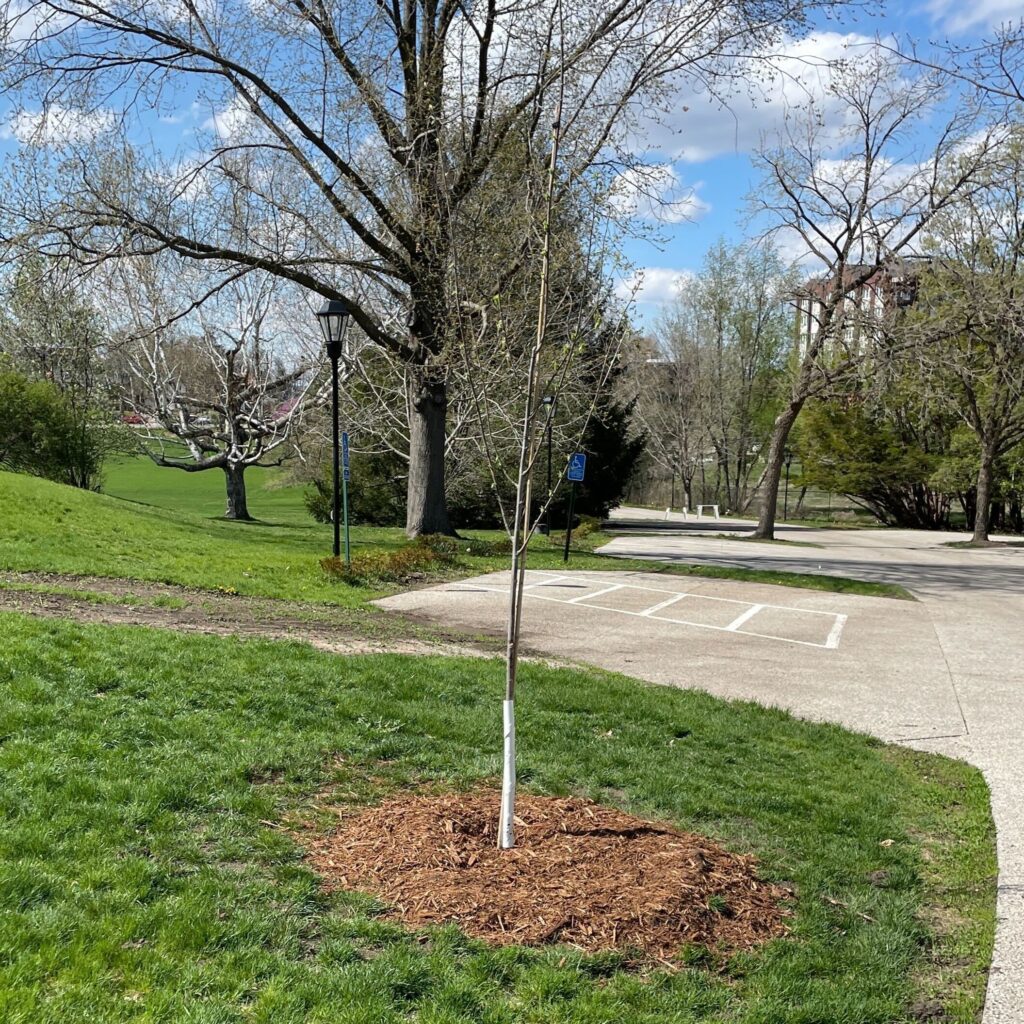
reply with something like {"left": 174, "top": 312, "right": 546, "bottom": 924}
{"left": 302, "top": 789, "right": 793, "bottom": 960}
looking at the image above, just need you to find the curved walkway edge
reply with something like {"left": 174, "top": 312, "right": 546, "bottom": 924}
{"left": 597, "top": 511, "right": 1024, "bottom": 1024}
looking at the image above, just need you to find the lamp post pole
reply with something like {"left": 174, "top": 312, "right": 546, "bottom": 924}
{"left": 540, "top": 395, "right": 555, "bottom": 535}
{"left": 316, "top": 299, "right": 352, "bottom": 561}
{"left": 330, "top": 350, "right": 341, "bottom": 557}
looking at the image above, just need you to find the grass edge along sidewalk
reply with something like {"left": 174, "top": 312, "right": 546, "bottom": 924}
{"left": 0, "top": 471, "right": 912, "bottom": 605}
{"left": 0, "top": 612, "right": 993, "bottom": 1023}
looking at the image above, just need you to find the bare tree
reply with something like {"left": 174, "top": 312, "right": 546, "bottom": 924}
{"left": 107, "top": 261, "right": 319, "bottom": 519}
{"left": 891, "top": 23, "right": 1024, "bottom": 107}
{"left": 633, "top": 241, "right": 791, "bottom": 512}
{"left": 749, "top": 52, "right": 997, "bottom": 539}
{"left": 1, "top": 0, "right": 851, "bottom": 536}
{"left": 628, "top": 331, "right": 706, "bottom": 509}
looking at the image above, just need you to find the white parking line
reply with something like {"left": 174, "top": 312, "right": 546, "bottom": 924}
{"left": 639, "top": 593, "right": 687, "bottom": 616}
{"left": 725, "top": 604, "right": 765, "bottom": 631}
{"left": 568, "top": 583, "right": 624, "bottom": 604}
{"left": 523, "top": 574, "right": 570, "bottom": 589}
{"left": 456, "top": 577, "right": 845, "bottom": 650}
{"left": 825, "top": 614, "right": 848, "bottom": 650}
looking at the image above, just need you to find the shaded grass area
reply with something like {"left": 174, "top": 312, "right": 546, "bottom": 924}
{"left": 0, "top": 613, "right": 995, "bottom": 1023}
{"left": 1, "top": 470, "right": 912, "bottom": 605}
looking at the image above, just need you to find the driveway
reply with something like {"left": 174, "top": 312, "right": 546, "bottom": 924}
{"left": 378, "top": 511, "right": 1024, "bottom": 1022}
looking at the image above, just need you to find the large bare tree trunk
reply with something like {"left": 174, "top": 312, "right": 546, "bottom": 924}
{"left": 972, "top": 440, "right": 997, "bottom": 543}
{"left": 752, "top": 401, "right": 803, "bottom": 540}
{"left": 223, "top": 464, "right": 251, "bottom": 520}
{"left": 406, "top": 369, "right": 453, "bottom": 537}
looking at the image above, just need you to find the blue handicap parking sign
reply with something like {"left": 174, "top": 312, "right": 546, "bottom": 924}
{"left": 567, "top": 452, "right": 586, "bottom": 482}
{"left": 342, "top": 431, "right": 351, "bottom": 482}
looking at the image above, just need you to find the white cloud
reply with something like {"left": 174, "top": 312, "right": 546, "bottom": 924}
{"left": 3, "top": 1, "right": 73, "bottom": 51}
{"left": 633, "top": 31, "right": 879, "bottom": 163}
{"left": 615, "top": 267, "right": 693, "bottom": 305}
{"left": 927, "top": 0, "right": 1023, "bottom": 33}
{"left": 609, "top": 164, "right": 710, "bottom": 223}
{"left": 3, "top": 104, "right": 115, "bottom": 146}
{"left": 202, "top": 96, "right": 255, "bottom": 141}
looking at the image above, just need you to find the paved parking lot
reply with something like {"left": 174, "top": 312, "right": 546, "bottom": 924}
{"left": 454, "top": 569, "right": 847, "bottom": 649}
{"left": 377, "top": 567, "right": 966, "bottom": 745}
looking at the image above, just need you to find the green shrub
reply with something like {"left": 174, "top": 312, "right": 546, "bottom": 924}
{"left": 320, "top": 536, "right": 457, "bottom": 586}
{"left": 548, "top": 514, "right": 602, "bottom": 546}
{"left": 319, "top": 533, "right": 513, "bottom": 586}
{"left": 305, "top": 450, "right": 408, "bottom": 526}
{"left": 417, "top": 534, "right": 512, "bottom": 558}
{"left": 0, "top": 365, "right": 123, "bottom": 490}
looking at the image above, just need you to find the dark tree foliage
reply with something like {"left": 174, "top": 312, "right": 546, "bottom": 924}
{"left": 546, "top": 365, "right": 646, "bottom": 527}
{"left": 796, "top": 399, "right": 952, "bottom": 529}
{"left": 0, "top": 364, "right": 114, "bottom": 488}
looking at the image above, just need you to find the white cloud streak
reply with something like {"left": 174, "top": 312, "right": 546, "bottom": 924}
{"left": 2, "top": 104, "right": 115, "bottom": 145}
{"left": 615, "top": 266, "right": 693, "bottom": 305}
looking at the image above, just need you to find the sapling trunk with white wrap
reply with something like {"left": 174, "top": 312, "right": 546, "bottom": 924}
{"left": 497, "top": 100, "right": 563, "bottom": 851}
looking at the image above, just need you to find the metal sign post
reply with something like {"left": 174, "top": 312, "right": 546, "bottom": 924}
{"left": 341, "top": 430, "right": 351, "bottom": 566}
{"left": 563, "top": 453, "right": 586, "bottom": 563}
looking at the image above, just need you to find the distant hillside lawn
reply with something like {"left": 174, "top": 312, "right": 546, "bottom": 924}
{"left": 0, "top": 464, "right": 912, "bottom": 602}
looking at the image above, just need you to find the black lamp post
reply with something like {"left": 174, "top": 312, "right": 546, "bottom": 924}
{"left": 316, "top": 298, "right": 351, "bottom": 559}
{"left": 540, "top": 395, "right": 556, "bottom": 534}
{"left": 783, "top": 447, "right": 794, "bottom": 521}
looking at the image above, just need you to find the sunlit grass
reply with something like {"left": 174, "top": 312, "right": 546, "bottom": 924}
{"left": 0, "top": 613, "right": 995, "bottom": 1023}
{"left": 0, "top": 468, "right": 912, "bottom": 604}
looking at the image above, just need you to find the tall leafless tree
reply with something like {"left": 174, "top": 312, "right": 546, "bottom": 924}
{"left": 1, "top": 0, "right": 852, "bottom": 535}
{"left": 105, "top": 260, "right": 319, "bottom": 519}
{"left": 749, "top": 52, "right": 997, "bottom": 539}
{"left": 632, "top": 241, "right": 791, "bottom": 512}
{"left": 914, "top": 129, "right": 1024, "bottom": 543}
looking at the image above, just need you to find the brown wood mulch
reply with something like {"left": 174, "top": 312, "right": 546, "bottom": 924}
{"left": 302, "top": 789, "right": 792, "bottom": 959}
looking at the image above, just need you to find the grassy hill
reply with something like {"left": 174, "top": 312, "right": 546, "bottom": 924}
{"left": 101, "top": 456, "right": 312, "bottom": 524}
{"left": 0, "top": 467, "right": 912, "bottom": 603}
{"left": 0, "top": 468, "right": 400, "bottom": 605}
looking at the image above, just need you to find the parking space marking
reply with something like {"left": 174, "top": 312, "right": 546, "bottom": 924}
{"left": 825, "top": 614, "right": 849, "bottom": 650}
{"left": 639, "top": 593, "right": 687, "bottom": 616}
{"left": 449, "top": 571, "right": 847, "bottom": 650}
{"left": 725, "top": 604, "right": 765, "bottom": 631}
{"left": 568, "top": 583, "right": 624, "bottom": 604}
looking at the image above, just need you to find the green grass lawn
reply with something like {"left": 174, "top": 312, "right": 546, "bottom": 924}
{"left": 103, "top": 455, "right": 312, "bottom": 525}
{"left": 0, "top": 613, "right": 995, "bottom": 1023}
{"left": 0, "top": 466, "right": 911, "bottom": 602}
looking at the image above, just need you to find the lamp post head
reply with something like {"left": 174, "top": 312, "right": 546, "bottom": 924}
{"left": 316, "top": 298, "right": 351, "bottom": 361}
{"left": 784, "top": 448, "right": 794, "bottom": 469}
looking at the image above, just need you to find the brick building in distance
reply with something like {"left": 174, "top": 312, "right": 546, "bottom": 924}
{"left": 794, "top": 259, "right": 926, "bottom": 359}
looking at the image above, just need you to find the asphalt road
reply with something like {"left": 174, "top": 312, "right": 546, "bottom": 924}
{"left": 378, "top": 509, "right": 1024, "bottom": 1022}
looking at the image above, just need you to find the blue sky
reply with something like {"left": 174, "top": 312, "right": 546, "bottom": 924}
{"left": 0, "top": 0, "right": 1018, "bottom": 331}
{"left": 616, "top": 0, "right": 1021, "bottom": 326}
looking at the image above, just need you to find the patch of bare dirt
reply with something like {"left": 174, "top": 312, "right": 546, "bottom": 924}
{"left": 0, "top": 571, "right": 494, "bottom": 657}
{"left": 302, "top": 789, "right": 792, "bottom": 959}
